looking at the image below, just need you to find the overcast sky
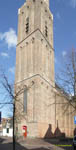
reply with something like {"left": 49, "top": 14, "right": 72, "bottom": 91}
{"left": 0, "top": 0, "right": 76, "bottom": 118}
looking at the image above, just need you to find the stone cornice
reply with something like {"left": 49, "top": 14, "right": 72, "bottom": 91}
{"left": 16, "top": 29, "right": 54, "bottom": 51}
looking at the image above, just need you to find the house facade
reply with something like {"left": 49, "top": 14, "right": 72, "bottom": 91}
{"left": 0, "top": 118, "right": 13, "bottom": 137}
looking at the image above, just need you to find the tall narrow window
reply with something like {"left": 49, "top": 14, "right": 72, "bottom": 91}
{"left": 23, "top": 89, "right": 27, "bottom": 113}
{"left": 7, "top": 128, "right": 9, "bottom": 133}
{"left": 45, "top": 22, "right": 48, "bottom": 37}
{"left": 26, "top": 17, "right": 29, "bottom": 33}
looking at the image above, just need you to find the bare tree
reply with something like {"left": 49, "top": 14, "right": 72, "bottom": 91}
{"left": 0, "top": 71, "right": 28, "bottom": 150}
{"left": 0, "top": 70, "right": 35, "bottom": 139}
{"left": 56, "top": 48, "right": 76, "bottom": 113}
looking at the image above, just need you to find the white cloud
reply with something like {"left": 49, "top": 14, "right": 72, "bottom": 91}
{"left": 1, "top": 52, "right": 9, "bottom": 58}
{"left": 0, "top": 28, "right": 17, "bottom": 49}
{"left": 9, "top": 67, "right": 15, "bottom": 74}
{"left": 62, "top": 51, "right": 67, "bottom": 57}
{"left": 56, "top": 12, "right": 61, "bottom": 19}
{"left": 70, "top": 0, "right": 76, "bottom": 8}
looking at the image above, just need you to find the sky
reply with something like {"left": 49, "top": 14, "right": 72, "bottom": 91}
{"left": 0, "top": 0, "right": 76, "bottom": 118}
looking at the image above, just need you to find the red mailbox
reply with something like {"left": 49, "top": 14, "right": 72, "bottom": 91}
{"left": 22, "top": 126, "right": 27, "bottom": 137}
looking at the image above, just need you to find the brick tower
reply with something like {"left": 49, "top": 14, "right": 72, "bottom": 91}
{"left": 15, "top": 0, "right": 55, "bottom": 138}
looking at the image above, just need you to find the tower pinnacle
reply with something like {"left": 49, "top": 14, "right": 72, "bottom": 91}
{"left": 44, "top": 0, "right": 49, "bottom": 7}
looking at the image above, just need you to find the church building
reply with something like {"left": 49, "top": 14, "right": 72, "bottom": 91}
{"left": 15, "top": 0, "right": 76, "bottom": 138}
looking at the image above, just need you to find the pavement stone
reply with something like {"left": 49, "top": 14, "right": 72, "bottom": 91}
{"left": 0, "top": 137, "right": 73, "bottom": 150}
{"left": 18, "top": 138, "right": 64, "bottom": 150}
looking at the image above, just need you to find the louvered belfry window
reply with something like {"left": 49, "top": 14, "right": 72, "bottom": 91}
{"left": 26, "top": 17, "right": 29, "bottom": 33}
{"left": 45, "top": 21, "right": 48, "bottom": 37}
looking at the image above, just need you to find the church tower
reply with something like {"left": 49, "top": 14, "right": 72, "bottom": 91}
{"left": 15, "top": 0, "right": 55, "bottom": 138}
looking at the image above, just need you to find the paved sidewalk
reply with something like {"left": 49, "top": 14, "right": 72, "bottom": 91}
{"left": 0, "top": 137, "right": 73, "bottom": 150}
{"left": 18, "top": 138, "right": 64, "bottom": 150}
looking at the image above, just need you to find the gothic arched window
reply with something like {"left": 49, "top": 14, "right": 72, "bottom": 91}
{"left": 23, "top": 88, "right": 27, "bottom": 113}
